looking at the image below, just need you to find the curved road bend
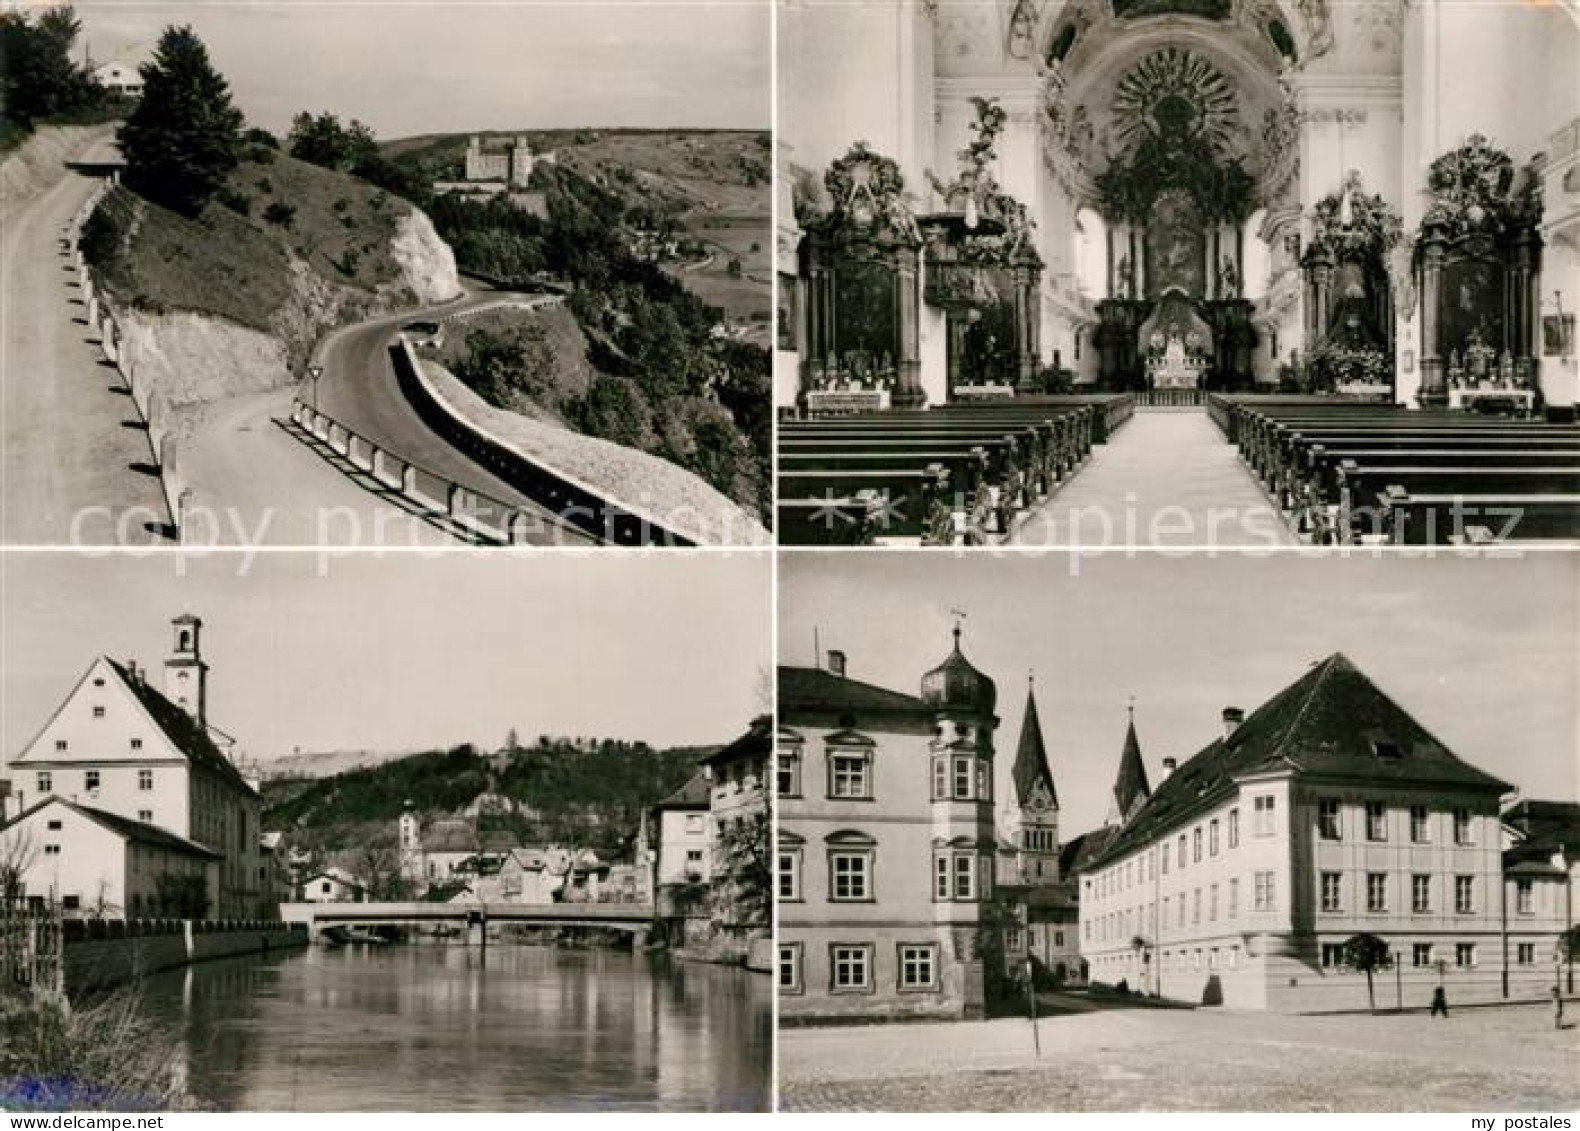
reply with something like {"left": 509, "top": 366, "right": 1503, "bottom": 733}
{"left": 1, "top": 132, "right": 168, "bottom": 544}
{"left": 313, "top": 289, "right": 596, "bottom": 546}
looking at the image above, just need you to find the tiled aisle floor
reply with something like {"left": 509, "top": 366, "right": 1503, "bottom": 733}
{"left": 1013, "top": 410, "right": 1297, "bottom": 547}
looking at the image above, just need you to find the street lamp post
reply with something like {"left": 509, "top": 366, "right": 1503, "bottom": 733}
{"left": 307, "top": 364, "right": 324, "bottom": 414}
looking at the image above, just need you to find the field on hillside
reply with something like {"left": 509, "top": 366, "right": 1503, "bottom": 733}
{"left": 384, "top": 129, "right": 770, "bottom": 335}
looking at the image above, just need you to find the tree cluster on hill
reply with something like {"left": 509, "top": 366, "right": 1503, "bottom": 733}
{"left": 0, "top": 5, "right": 121, "bottom": 147}
{"left": 421, "top": 165, "right": 771, "bottom": 519}
{"left": 284, "top": 109, "right": 425, "bottom": 201}
{"left": 118, "top": 26, "right": 243, "bottom": 217}
{"left": 260, "top": 737, "right": 706, "bottom": 857}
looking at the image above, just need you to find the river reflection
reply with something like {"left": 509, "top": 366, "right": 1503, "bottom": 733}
{"left": 130, "top": 944, "right": 771, "bottom": 1111}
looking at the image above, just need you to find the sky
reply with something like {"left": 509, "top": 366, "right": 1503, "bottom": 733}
{"left": 781, "top": 551, "right": 1580, "bottom": 837}
{"left": 59, "top": 1, "right": 770, "bottom": 136}
{"left": 1, "top": 551, "right": 770, "bottom": 764}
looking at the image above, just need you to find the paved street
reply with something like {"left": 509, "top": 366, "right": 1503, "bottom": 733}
{"left": 313, "top": 290, "right": 594, "bottom": 545}
{"left": 780, "top": 1002, "right": 1580, "bottom": 1111}
{"left": 1, "top": 128, "right": 169, "bottom": 543}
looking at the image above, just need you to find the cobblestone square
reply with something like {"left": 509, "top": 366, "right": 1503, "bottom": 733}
{"left": 780, "top": 1001, "right": 1580, "bottom": 1112}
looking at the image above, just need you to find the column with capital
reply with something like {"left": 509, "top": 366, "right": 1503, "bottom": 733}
{"left": 1417, "top": 221, "right": 1448, "bottom": 407}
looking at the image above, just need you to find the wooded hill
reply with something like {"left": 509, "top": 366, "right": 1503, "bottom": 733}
{"left": 261, "top": 737, "right": 716, "bottom": 858}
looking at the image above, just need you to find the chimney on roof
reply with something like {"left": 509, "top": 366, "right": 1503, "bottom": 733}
{"left": 827, "top": 650, "right": 847, "bottom": 679}
{"left": 1161, "top": 757, "right": 1178, "bottom": 780}
{"left": 1222, "top": 707, "right": 1244, "bottom": 739}
{"left": 125, "top": 659, "right": 139, "bottom": 684}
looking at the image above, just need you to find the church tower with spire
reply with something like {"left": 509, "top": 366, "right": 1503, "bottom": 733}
{"left": 1106, "top": 703, "right": 1152, "bottom": 827}
{"left": 999, "top": 675, "right": 1060, "bottom": 888}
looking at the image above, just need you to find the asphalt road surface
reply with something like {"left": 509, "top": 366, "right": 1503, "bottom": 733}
{"left": 1, "top": 132, "right": 168, "bottom": 544}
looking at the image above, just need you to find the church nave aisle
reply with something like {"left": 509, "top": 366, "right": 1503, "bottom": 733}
{"left": 1011, "top": 410, "right": 1295, "bottom": 548}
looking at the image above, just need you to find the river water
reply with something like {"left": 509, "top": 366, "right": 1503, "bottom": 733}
{"left": 130, "top": 943, "right": 771, "bottom": 1111}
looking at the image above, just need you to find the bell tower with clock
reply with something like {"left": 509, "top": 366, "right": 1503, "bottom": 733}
{"left": 164, "top": 612, "right": 208, "bottom": 728}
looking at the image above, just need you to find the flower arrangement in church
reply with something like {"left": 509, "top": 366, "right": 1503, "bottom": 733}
{"left": 1310, "top": 340, "right": 1391, "bottom": 387}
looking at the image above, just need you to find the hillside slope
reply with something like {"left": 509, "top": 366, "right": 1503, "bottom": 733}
{"left": 81, "top": 144, "right": 459, "bottom": 415}
{"left": 261, "top": 738, "right": 710, "bottom": 857}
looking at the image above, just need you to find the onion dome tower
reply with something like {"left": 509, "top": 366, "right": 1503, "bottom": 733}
{"left": 922, "top": 618, "right": 999, "bottom": 1020}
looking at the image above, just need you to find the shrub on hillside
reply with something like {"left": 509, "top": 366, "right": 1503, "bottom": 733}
{"left": 262, "top": 201, "right": 296, "bottom": 228}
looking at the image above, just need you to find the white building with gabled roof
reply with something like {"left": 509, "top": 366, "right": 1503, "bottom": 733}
{"left": 1, "top": 615, "right": 264, "bottom": 918}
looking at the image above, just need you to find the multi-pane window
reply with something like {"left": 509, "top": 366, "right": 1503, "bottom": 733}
{"left": 778, "top": 944, "right": 802, "bottom": 992}
{"left": 138, "top": 769, "right": 153, "bottom": 791}
{"left": 1003, "top": 927, "right": 1023, "bottom": 953}
{"left": 1228, "top": 808, "right": 1239, "bottom": 848}
{"left": 1209, "top": 819, "right": 1220, "bottom": 856}
{"left": 1452, "top": 809, "right": 1473, "bottom": 845}
{"left": 36, "top": 772, "right": 51, "bottom": 794}
{"left": 953, "top": 757, "right": 973, "bottom": 798}
{"left": 1515, "top": 878, "right": 1534, "bottom": 915}
{"left": 1365, "top": 801, "right": 1388, "bottom": 842}
{"left": 830, "top": 945, "right": 872, "bottom": 992}
{"left": 1228, "top": 878, "right": 1239, "bottom": 918}
{"left": 1177, "top": 834, "right": 1187, "bottom": 869}
{"left": 1410, "top": 805, "right": 1430, "bottom": 843}
{"left": 828, "top": 751, "right": 871, "bottom": 799}
{"left": 954, "top": 856, "right": 977, "bottom": 900}
{"left": 130, "top": 738, "right": 143, "bottom": 751}
{"left": 1317, "top": 798, "right": 1342, "bottom": 840}
{"left": 54, "top": 740, "right": 67, "bottom": 752}
{"left": 898, "top": 944, "right": 938, "bottom": 990}
{"left": 84, "top": 770, "right": 99, "bottom": 792}
{"left": 1454, "top": 875, "right": 1474, "bottom": 915}
{"left": 1321, "top": 872, "right": 1342, "bottom": 912}
{"left": 1192, "top": 828, "right": 1202, "bottom": 863}
{"left": 1366, "top": 872, "right": 1388, "bottom": 913}
{"left": 778, "top": 850, "right": 801, "bottom": 901}
{"left": 1253, "top": 795, "right": 1276, "bottom": 835}
{"left": 1254, "top": 870, "right": 1276, "bottom": 911}
{"left": 1209, "top": 883, "right": 1219, "bottom": 921}
{"left": 777, "top": 752, "right": 801, "bottom": 797}
{"left": 137, "top": 810, "right": 153, "bottom": 823}
{"left": 1517, "top": 943, "right": 1536, "bottom": 966}
{"left": 1412, "top": 943, "right": 1433, "bottom": 968}
{"left": 1321, "top": 943, "right": 1346, "bottom": 969}
{"left": 1455, "top": 942, "right": 1476, "bottom": 968}
{"left": 1412, "top": 874, "right": 1431, "bottom": 913}
{"left": 1161, "top": 842, "right": 1170, "bottom": 874}
{"left": 829, "top": 851, "right": 871, "bottom": 900}
{"left": 934, "top": 852, "right": 988, "bottom": 902}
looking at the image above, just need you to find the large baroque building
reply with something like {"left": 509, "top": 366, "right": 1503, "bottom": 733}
{"left": 1076, "top": 651, "right": 1569, "bottom": 1012}
{"left": 777, "top": 0, "right": 1578, "bottom": 413}
{"left": 0, "top": 615, "right": 265, "bottom": 919}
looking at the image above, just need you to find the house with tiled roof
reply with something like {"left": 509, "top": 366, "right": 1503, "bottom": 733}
{"left": 1, "top": 615, "right": 264, "bottom": 919}
{"left": 1079, "top": 652, "right": 1521, "bottom": 1012}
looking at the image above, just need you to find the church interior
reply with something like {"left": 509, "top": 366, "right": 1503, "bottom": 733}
{"left": 774, "top": 0, "right": 1580, "bottom": 546}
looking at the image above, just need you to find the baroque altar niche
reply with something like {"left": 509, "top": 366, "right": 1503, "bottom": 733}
{"left": 1088, "top": 46, "right": 1260, "bottom": 392}
{"left": 1301, "top": 171, "right": 1401, "bottom": 398}
{"left": 921, "top": 98, "right": 1044, "bottom": 399}
{"left": 1413, "top": 135, "right": 1544, "bottom": 410}
{"left": 797, "top": 143, "right": 925, "bottom": 411}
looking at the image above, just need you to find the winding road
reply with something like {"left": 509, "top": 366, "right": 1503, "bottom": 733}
{"left": 310, "top": 287, "right": 594, "bottom": 545}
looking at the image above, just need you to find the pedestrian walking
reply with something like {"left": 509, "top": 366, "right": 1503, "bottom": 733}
{"left": 1554, "top": 985, "right": 1565, "bottom": 1031}
{"left": 1430, "top": 985, "right": 1449, "bottom": 1018}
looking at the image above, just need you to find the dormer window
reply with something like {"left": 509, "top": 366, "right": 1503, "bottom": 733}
{"left": 1372, "top": 740, "right": 1401, "bottom": 761}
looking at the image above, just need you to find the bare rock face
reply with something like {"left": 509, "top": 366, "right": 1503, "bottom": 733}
{"left": 388, "top": 206, "right": 460, "bottom": 305}
{"left": 116, "top": 309, "right": 290, "bottom": 424}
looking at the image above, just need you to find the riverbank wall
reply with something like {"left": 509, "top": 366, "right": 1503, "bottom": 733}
{"left": 63, "top": 919, "right": 309, "bottom": 994}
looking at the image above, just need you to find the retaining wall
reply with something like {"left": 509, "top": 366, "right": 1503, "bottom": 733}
{"left": 62, "top": 920, "right": 309, "bottom": 994}
{"left": 67, "top": 179, "right": 186, "bottom": 539}
{"left": 389, "top": 340, "right": 694, "bottom": 546}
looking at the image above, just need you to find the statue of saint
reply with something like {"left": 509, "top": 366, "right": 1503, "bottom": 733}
{"left": 1219, "top": 255, "right": 1239, "bottom": 298}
